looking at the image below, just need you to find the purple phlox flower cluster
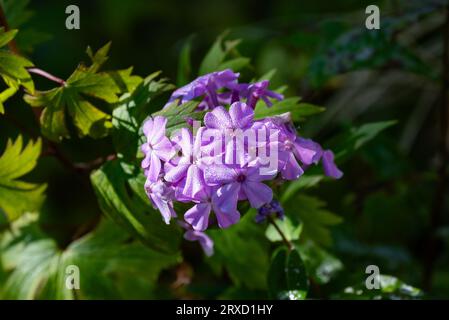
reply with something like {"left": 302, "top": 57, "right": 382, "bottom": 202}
{"left": 141, "top": 69, "right": 342, "bottom": 256}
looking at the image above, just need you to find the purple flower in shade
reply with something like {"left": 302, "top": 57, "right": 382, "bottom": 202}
{"left": 294, "top": 137, "right": 343, "bottom": 179}
{"left": 164, "top": 127, "right": 207, "bottom": 199}
{"left": 242, "top": 80, "right": 284, "bottom": 109}
{"left": 184, "top": 229, "right": 214, "bottom": 256}
{"left": 204, "top": 164, "right": 276, "bottom": 210}
{"left": 255, "top": 199, "right": 285, "bottom": 223}
{"left": 144, "top": 179, "right": 177, "bottom": 224}
{"left": 141, "top": 116, "right": 175, "bottom": 182}
{"left": 294, "top": 137, "right": 322, "bottom": 166}
{"left": 166, "top": 69, "right": 239, "bottom": 109}
{"left": 178, "top": 221, "right": 214, "bottom": 256}
{"left": 322, "top": 150, "right": 343, "bottom": 179}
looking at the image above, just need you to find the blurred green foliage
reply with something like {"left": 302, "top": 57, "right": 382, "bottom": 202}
{"left": 0, "top": 0, "right": 448, "bottom": 300}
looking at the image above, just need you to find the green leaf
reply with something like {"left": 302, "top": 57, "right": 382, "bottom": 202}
{"left": 108, "top": 67, "right": 143, "bottom": 94}
{"left": 208, "top": 210, "right": 270, "bottom": 290}
{"left": 112, "top": 72, "right": 174, "bottom": 160}
{"left": 254, "top": 97, "right": 325, "bottom": 121}
{"left": 1, "top": 0, "right": 33, "bottom": 29}
{"left": 0, "top": 136, "right": 46, "bottom": 223}
{"left": 0, "top": 86, "right": 18, "bottom": 114}
{"left": 90, "top": 159, "right": 182, "bottom": 254}
{"left": 0, "top": 215, "right": 180, "bottom": 299}
{"left": 333, "top": 120, "right": 397, "bottom": 162}
{"left": 265, "top": 217, "right": 302, "bottom": 242}
{"left": 153, "top": 100, "right": 204, "bottom": 136}
{"left": 23, "top": 44, "right": 129, "bottom": 140}
{"left": 86, "top": 42, "right": 111, "bottom": 73}
{"left": 255, "top": 69, "right": 277, "bottom": 82}
{"left": 218, "top": 57, "right": 250, "bottom": 72}
{"left": 0, "top": 29, "right": 34, "bottom": 93}
{"left": 284, "top": 195, "right": 342, "bottom": 247}
{"left": 281, "top": 174, "right": 324, "bottom": 202}
{"left": 1, "top": 0, "right": 51, "bottom": 53}
{"left": 298, "top": 241, "right": 343, "bottom": 285}
{"left": 0, "top": 28, "right": 18, "bottom": 48}
{"left": 199, "top": 33, "right": 243, "bottom": 75}
{"left": 177, "top": 36, "right": 193, "bottom": 86}
{"left": 267, "top": 247, "right": 309, "bottom": 299}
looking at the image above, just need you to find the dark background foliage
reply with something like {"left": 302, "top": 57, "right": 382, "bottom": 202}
{"left": 0, "top": 0, "right": 448, "bottom": 299}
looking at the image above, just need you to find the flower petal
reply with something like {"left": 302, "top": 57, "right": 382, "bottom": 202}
{"left": 150, "top": 193, "right": 176, "bottom": 224}
{"left": 147, "top": 152, "right": 162, "bottom": 182}
{"left": 242, "top": 181, "right": 273, "bottom": 208}
{"left": 164, "top": 163, "right": 189, "bottom": 183}
{"left": 141, "top": 150, "right": 152, "bottom": 169}
{"left": 150, "top": 116, "right": 168, "bottom": 144}
{"left": 143, "top": 118, "right": 154, "bottom": 136}
{"left": 184, "top": 230, "right": 214, "bottom": 256}
{"left": 212, "top": 183, "right": 241, "bottom": 228}
{"left": 154, "top": 137, "right": 175, "bottom": 162}
{"left": 281, "top": 153, "right": 304, "bottom": 180}
{"left": 322, "top": 150, "right": 343, "bottom": 179}
{"left": 204, "top": 106, "right": 232, "bottom": 129}
{"left": 183, "top": 165, "right": 206, "bottom": 199}
{"left": 229, "top": 102, "right": 253, "bottom": 129}
{"left": 294, "top": 137, "right": 322, "bottom": 165}
{"left": 204, "top": 164, "right": 237, "bottom": 185}
{"left": 184, "top": 203, "right": 211, "bottom": 231}
{"left": 246, "top": 166, "right": 277, "bottom": 182}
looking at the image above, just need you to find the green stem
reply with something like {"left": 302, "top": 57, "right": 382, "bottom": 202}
{"left": 268, "top": 215, "right": 294, "bottom": 251}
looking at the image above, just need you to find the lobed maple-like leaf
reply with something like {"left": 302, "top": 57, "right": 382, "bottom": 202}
{"left": 0, "top": 136, "right": 46, "bottom": 224}
{"left": 23, "top": 43, "right": 142, "bottom": 141}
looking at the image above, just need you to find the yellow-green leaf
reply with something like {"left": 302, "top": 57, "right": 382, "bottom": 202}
{"left": 0, "top": 136, "right": 46, "bottom": 223}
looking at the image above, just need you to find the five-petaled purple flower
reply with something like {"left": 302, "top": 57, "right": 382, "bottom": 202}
{"left": 141, "top": 116, "right": 175, "bottom": 182}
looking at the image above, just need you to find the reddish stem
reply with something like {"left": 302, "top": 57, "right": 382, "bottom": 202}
{"left": 28, "top": 68, "right": 66, "bottom": 86}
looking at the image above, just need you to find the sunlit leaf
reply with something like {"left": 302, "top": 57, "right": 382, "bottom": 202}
{"left": 0, "top": 136, "right": 46, "bottom": 223}
{"left": 265, "top": 217, "right": 302, "bottom": 242}
{"left": 0, "top": 86, "right": 17, "bottom": 114}
{"left": 0, "top": 28, "right": 34, "bottom": 94}
{"left": 23, "top": 44, "right": 132, "bottom": 140}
